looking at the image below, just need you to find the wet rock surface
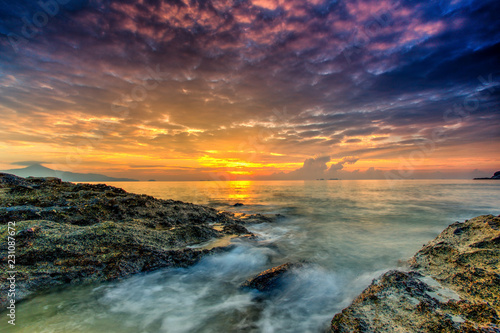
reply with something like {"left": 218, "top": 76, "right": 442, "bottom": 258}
{"left": 330, "top": 215, "right": 500, "bottom": 332}
{"left": 0, "top": 173, "right": 277, "bottom": 307}
{"left": 241, "top": 262, "right": 303, "bottom": 292}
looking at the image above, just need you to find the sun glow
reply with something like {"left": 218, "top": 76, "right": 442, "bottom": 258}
{"left": 197, "top": 155, "right": 301, "bottom": 176}
{"left": 226, "top": 180, "right": 253, "bottom": 200}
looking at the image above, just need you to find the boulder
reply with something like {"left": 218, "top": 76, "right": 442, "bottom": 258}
{"left": 330, "top": 215, "right": 500, "bottom": 332}
{"left": 0, "top": 173, "right": 32, "bottom": 188}
{"left": 241, "top": 213, "right": 284, "bottom": 224}
{"left": 241, "top": 262, "right": 302, "bottom": 292}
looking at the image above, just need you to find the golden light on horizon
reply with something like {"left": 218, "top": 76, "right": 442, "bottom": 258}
{"left": 0, "top": 0, "right": 497, "bottom": 180}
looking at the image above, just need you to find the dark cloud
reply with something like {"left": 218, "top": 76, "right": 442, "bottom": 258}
{"left": 0, "top": 0, "right": 498, "bottom": 178}
{"left": 345, "top": 138, "right": 362, "bottom": 143}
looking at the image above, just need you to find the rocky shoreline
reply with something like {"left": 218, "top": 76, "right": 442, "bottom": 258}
{"left": 1, "top": 173, "right": 498, "bottom": 332}
{"left": 0, "top": 173, "right": 276, "bottom": 308}
{"left": 330, "top": 214, "right": 500, "bottom": 332}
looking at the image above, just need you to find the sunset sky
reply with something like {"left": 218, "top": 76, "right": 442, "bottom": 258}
{"left": 0, "top": 0, "right": 498, "bottom": 180}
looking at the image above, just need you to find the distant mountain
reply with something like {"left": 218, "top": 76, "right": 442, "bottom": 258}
{"left": 1, "top": 164, "right": 138, "bottom": 182}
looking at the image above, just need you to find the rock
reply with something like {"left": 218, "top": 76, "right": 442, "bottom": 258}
{"left": 26, "top": 177, "right": 63, "bottom": 185}
{"left": 0, "top": 173, "right": 255, "bottom": 307}
{"left": 233, "top": 203, "right": 244, "bottom": 207}
{"left": 222, "top": 223, "right": 251, "bottom": 235}
{"left": 241, "top": 262, "right": 302, "bottom": 292}
{"left": 473, "top": 171, "right": 500, "bottom": 180}
{"left": 330, "top": 215, "right": 500, "bottom": 332}
{"left": 241, "top": 213, "right": 283, "bottom": 224}
{"left": 171, "top": 225, "right": 220, "bottom": 244}
{"left": 0, "top": 173, "right": 32, "bottom": 188}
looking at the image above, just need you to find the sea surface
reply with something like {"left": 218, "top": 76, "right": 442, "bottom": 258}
{"left": 2, "top": 180, "right": 499, "bottom": 333}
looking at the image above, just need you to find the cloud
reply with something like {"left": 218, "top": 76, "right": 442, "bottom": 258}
{"left": 289, "top": 155, "right": 331, "bottom": 179}
{"left": 10, "top": 161, "right": 48, "bottom": 166}
{"left": 0, "top": 0, "right": 498, "bottom": 178}
{"left": 268, "top": 155, "right": 359, "bottom": 179}
{"left": 129, "top": 164, "right": 165, "bottom": 169}
{"left": 325, "top": 156, "right": 359, "bottom": 177}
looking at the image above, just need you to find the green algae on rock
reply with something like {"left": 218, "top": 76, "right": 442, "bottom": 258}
{"left": 0, "top": 173, "right": 273, "bottom": 308}
{"left": 330, "top": 215, "right": 500, "bottom": 332}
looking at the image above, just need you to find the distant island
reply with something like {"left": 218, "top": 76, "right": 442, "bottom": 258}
{"left": 473, "top": 171, "right": 500, "bottom": 180}
{"left": 1, "top": 163, "right": 138, "bottom": 182}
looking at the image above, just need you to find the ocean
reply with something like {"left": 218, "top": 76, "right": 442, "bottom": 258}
{"left": 3, "top": 179, "right": 499, "bottom": 333}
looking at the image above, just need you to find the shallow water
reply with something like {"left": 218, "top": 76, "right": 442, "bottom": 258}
{"left": 2, "top": 180, "right": 499, "bottom": 332}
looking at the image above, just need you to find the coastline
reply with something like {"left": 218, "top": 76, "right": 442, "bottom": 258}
{"left": 1, "top": 173, "right": 498, "bottom": 332}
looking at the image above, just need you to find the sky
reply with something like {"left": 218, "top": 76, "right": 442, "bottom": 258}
{"left": 0, "top": 0, "right": 499, "bottom": 180}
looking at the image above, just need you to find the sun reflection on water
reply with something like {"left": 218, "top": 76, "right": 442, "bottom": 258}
{"left": 226, "top": 180, "right": 253, "bottom": 201}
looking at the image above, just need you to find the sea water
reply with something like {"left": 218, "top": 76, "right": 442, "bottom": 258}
{"left": 2, "top": 180, "right": 499, "bottom": 332}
